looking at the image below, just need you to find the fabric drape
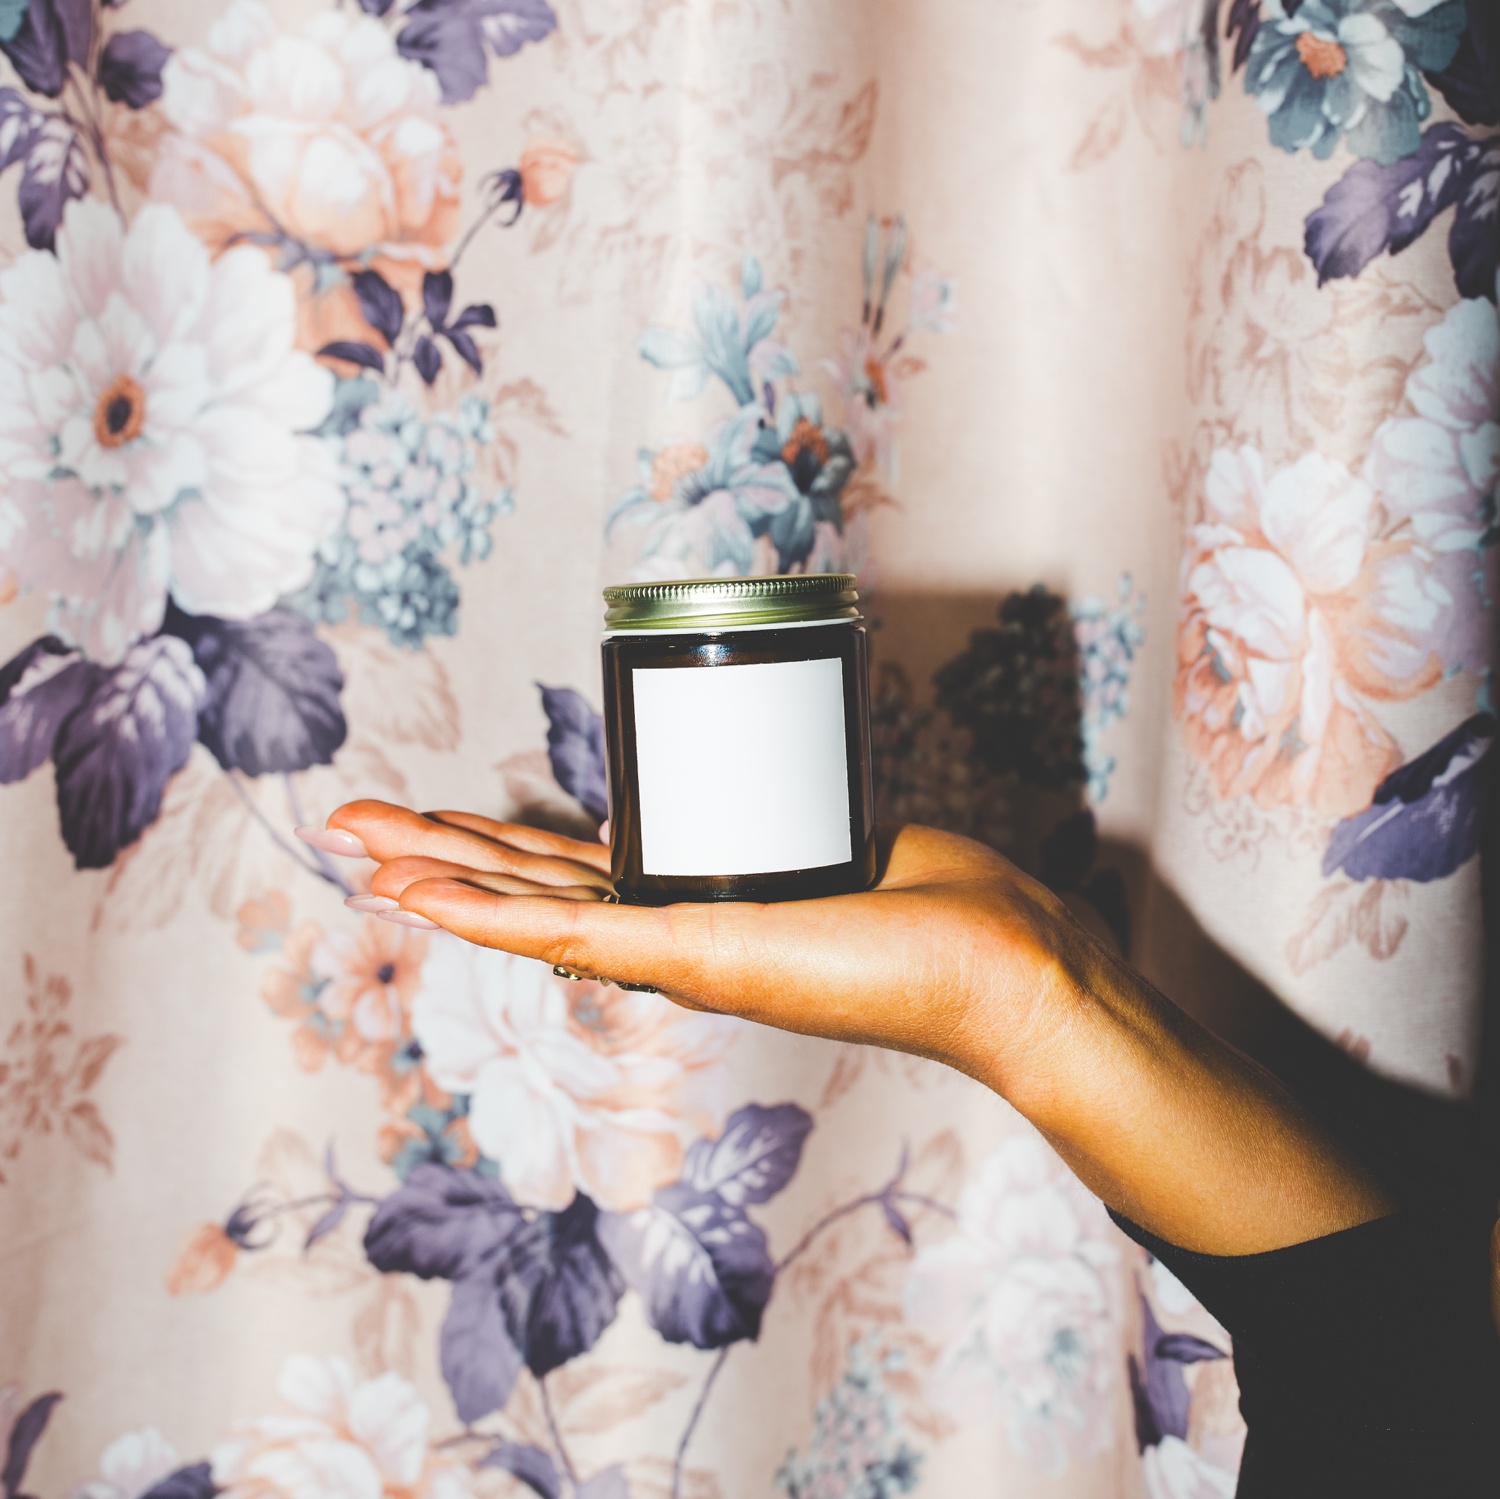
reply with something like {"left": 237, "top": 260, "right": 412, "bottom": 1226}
{"left": 1, "top": 1, "right": 1494, "bottom": 1495}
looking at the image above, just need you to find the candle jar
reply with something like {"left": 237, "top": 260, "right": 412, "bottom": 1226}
{"left": 601, "top": 575, "right": 877, "bottom": 905}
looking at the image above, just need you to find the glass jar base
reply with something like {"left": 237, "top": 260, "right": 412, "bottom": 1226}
{"left": 612, "top": 854, "right": 877, "bottom": 907}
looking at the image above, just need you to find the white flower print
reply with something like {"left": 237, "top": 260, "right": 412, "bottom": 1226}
{"left": 1366, "top": 295, "right": 1499, "bottom": 674}
{"left": 411, "top": 937, "right": 736, "bottom": 1212}
{"left": 902, "top": 1136, "right": 1122, "bottom": 1473}
{"left": 1177, "top": 444, "right": 1442, "bottom": 817}
{"left": 1142, "top": 1435, "right": 1239, "bottom": 1499}
{"left": 152, "top": 0, "right": 460, "bottom": 275}
{"left": 0, "top": 198, "right": 339, "bottom": 664}
{"left": 76, "top": 1429, "right": 180, "bottom": 1499}
{"left": 211, "top": 1357, "right": 473, "bottom": 1499}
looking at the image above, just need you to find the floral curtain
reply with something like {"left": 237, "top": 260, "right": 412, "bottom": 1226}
{"left": 0, "top": 1, "right": 1494, "bottom": 1496}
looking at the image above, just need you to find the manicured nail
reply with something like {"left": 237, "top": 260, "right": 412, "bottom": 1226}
{"left": 377, "top": 909, "right": 442, "bottom": 930}
{"left": 295, "top": 826, "right": 368, "bottom": 859}
{"left": 599, "top": 819, "right": 611, "bottom": 845}
{"left": 345, "top": 894, "right": 399, "bottom": 913}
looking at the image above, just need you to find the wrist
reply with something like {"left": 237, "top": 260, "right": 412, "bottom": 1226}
{"left": 942, "top": 882, "right": 1104, "bottom": 1115}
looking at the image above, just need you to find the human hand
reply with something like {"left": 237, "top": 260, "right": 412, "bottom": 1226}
{"left": 320, "top": 798, "right": 1394, "bottom": 1255}
{"left": 321, "top": 800, "right": 1082, "bottom": 1096}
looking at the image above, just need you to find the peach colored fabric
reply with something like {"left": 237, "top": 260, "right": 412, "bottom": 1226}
{"left": 0, "top": 2, "right": 1491, "bottom": 1496}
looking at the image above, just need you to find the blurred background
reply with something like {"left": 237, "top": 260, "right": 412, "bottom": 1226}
{"left": 0, "top": 0, "right": 1495, "bottom": 1494}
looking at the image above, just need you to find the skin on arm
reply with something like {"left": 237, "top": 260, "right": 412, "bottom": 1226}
{"left": 328, "top": 799, "right": 1395, "bottom": 1257}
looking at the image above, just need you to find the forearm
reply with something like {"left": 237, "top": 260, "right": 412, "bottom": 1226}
{"left": 956, "top": 918, "right": 1395, "bottom": 1255}
{"left": 328, "top": 804, "right": 1394, "bottom": 1257}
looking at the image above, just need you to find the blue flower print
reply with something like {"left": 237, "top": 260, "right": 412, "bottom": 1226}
{"left": 610, "top": 406, "right": 803, "bottom": 576}
{"left": 1245, "top": 0, "right": 1466, "bottom": 164}
{"left": 776, "top": 1336, "right": 923, "bottom": 1499}
{"left": 638, "top": 255, "right": 798, "bottom": 406}
{"left": 289, "top": 381, "right": 509, "bottom": 649}
{"left": 751, "top": 390, "right": 857, "bottom": 569}
{"left": 613, "top": 234, "right": 948, "bottom": 581}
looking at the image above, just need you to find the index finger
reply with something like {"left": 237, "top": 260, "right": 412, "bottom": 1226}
{"left": 330, "top": 800, "right": 613, "bottom": 889}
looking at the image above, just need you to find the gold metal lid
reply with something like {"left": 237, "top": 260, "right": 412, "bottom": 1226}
{"left": 603, "top": 574, "right": 860, "bottom": 632}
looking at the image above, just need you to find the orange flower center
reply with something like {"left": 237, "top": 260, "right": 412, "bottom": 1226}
{"left": 1295, "top": 32, "right": 1347, "bottom": 81}
{"left": 93, "top": 374, "right": 147, "bottom": 449}
{"left": 781, "top": 417, "right": 829, "bottom": 468}
{"left": 650, "top": 442, "right": 710, "bottom": 502}
{"left": 863, "top": 354, "right": 889, "bottom": 407}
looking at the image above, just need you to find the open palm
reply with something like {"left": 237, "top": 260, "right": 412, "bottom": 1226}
{"left": 330, "top": 799, "right": 1080, "bottom": 1085}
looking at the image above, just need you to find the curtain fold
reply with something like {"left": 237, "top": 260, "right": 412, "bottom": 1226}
{"left": 0, "top": 1, "right": 1493, "bottom": 1495}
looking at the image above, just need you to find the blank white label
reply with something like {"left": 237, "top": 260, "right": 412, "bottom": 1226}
{"left": 632, "top": 657, "right": 852, "bottom": 877}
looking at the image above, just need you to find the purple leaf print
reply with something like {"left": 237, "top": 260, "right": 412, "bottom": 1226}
{"left": 421, "top": 271, "right": 492, "bottom": 372}
{"left": 398, "top": 8, "right": 487, "bottom": 107}
{"left": 1305, "top": 124, "right": 1499, "bottom": 299}
{"left": 598, "top": 1185, "right": 776, "bottom": 1349}
{"left": 162, "top": 606, "right": 347, "bottom": 777}
{"left": 138, "top": 1466, "right": 216, "bottom": 1499}
{"left": 50, "top": 0, "right": 89, "bottom": 65}
{"left": 398, "top": 0, "right": 558, "bottom": 106}
{"left": 364, "top": 1165, "right": 529, "bottom": 1418}
{"left": 881, "top": 1196, "right": 913, "bottom": 1246}
{"left": 351, "top": 268, "right": 404, "bottom": 346}
{"left": 413, "top": 333, "right": 442, "bottom": 385}
{"left": 364, "top": 1164, "right": 528, "bottom": 1282}
{"left": 480, "top": 1443, "right": 561, "bottom": 1499}
{"left": 452, "top": 303, "right": 499, "bottom": 333}
{"left": 0, "top": 0, "right": 68, "bottom": 97}
{"left": 445, "top": 303, "right": 497, "bottom": 373}
{"left": 1226, "top": 0, "right": 1260, "bottom": 71}
{"left": 1129, "top": 1294, "right": 1226, "bottom": 1451}
{"left": 0, "top": 88, "right": 41, "bottom": 172}
{"left": 318, "top": 340, "right": 387, "bottom": 374}
{"left": 0, "top": 637, "right": 98, "bottom": 785}
{"left": 538, "top": 685, "right": 607, "bottom": 823}
{"left": 1, "top": 1392, "right": 62, "bottom": 1499}
{"left": 1449, "top": 136, "right": 1500, "bottom": 299}
{"left": 679, "top": 1103, "right": 814, "bottom": 1207}
{"left": 445, "top": 326, "right": 483, "bottom": 374}
{"left": 97, "top": 30, "right": 171, "bottom": 108}
{"left": 576, "top": 1468, "right": 630, "bottom": 1499}
{"left": 1323, "top": 714, "right": 1493, "bottom": 884}
{"left": 423, "top": 269, "right": 455, "bottom": 329}
{"left": 1424, "top": 2, "right": 1499, "bottom": 126}
{"left": 304, "top": 1196, "right": 352, "bottom": 1251}
{"left": 496, "top": 1194, "right": 625, "bottom": 1377}
{"left": 18, "top": 114, "right": 88, "bottom": 250}
{"left": 53, "top": 637, "right": 205, "bottom": 870}
{"left": 473, "top": 0, "right": 557, "bottom": 57}
{"left": 443, "top": 1273, "right": 524, "bottom": 1422}
{"left": 1305, "top": 124, "right": 1471, "bottom": 284}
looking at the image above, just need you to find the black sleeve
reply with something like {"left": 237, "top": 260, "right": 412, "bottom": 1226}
{"left": 1110, "top": 1208, "right": 1500, "bottom": 1497}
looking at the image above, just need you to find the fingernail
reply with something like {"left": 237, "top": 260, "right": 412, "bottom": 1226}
{"left": 295, "top": 826, "right": 368, "bottom": 859}
{"left": 599, "top": 819, "right": 611, "bottom": 845}
{"left": 377, "top": 910, "right": 442, "bottom": 930}
{"left": 345, "top": 894, "right": 399, "bottom": 913}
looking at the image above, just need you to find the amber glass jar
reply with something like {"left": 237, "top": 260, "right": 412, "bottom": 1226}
{"left": 601, "top": 575, "right": 877, "bottom": 905}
